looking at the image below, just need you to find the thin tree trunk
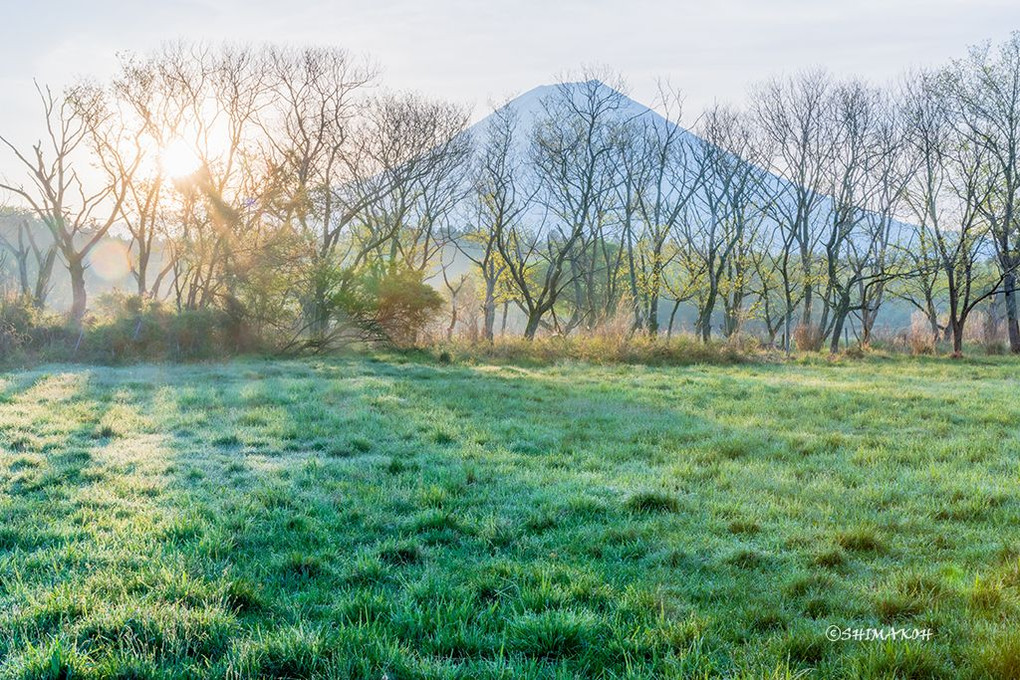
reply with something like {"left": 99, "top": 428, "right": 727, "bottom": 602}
{"left": 1004, "top": 271, "right": 1020, "bottom": 353}
{"left": 68, "top": 257, "right": 88, "bottom": 323}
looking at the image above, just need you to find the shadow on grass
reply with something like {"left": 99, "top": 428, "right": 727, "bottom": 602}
{"left": 0, "top": 356, "right": 1015, "bottom": 678}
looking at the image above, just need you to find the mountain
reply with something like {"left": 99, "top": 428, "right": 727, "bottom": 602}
{"left": 463, "top": 79, "right": 913, "bottom": 248}
{"left": 456, "top": 80, "right": 917, "bottom": 335}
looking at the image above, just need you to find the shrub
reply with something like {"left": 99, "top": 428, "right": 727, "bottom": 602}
{"left": 298, "top": 264, "right": 443, "bottom": 351}
{"left": 908, "top": 312, "right": 936, "bottom": 356}
{"left": 0, "top": 296, "right": 72, "bottom": 364}
{"left": 0, "top": 295, "right": 33, "bottom": 356}
{"left": 85, "top": 292, "right": 249, "bottom": 362}
{"left": 0, "top": 291, "right": 260, "bottom": 365}
{"left": 367, "top": 268, "right": 443, "bottom": 346}
{"left": 793, "top": 323, "right": 823, "bottom": 352}
{"left": 433, "top": 333, "right": 748, "bottom": 367}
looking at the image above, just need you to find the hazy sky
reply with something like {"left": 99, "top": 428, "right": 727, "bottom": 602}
{"left": 1, "top": 0, "right": 1019, "bottom": 141}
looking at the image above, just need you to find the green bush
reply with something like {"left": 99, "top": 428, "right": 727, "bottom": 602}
{"left": 81, "top": 292, "right": 252, "bottom": 362}
{"left": 0, "top": 296, "right": 75, "bottom": 364}
{"left": 363, "top": 268, "right": 443, "bottom": 346}
{"left": 298, "top": 264, "right": 443, "bottom": 350}
{"left": 0, "top": 292, "right": 260, "bottom": 366}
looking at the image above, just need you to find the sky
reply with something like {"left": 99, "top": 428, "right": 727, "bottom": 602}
{"left": 1, "top": 0, "right": 1019, "bottom": 149}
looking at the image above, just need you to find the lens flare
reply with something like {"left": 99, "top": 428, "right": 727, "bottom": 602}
{"left": 90, "top": 240, "right": 131, "bottom": 282}
{"left": 160, "top": 138, "right": 202, "bottom": 178}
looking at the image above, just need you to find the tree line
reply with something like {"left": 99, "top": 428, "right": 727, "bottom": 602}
{"left": 2, "top": 35, "right": 1020, "bottom": 357}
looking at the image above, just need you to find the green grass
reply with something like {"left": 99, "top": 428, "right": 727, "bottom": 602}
{"left": 1, "top": 355, "right": 1019, "bottom": 678}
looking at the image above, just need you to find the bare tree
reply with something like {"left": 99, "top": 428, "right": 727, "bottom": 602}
{"left": 0, "top": 209, "right": 58, "bottom": 307}
{"left": 351, "top": 93, "right": 471, "bottom": 274}
{"left": 947, "top": 33, "right": 1020, "bottom": 352}
{"left": 460, "top": 100, "right": 532, "bottom": 342}
{"left": 624, "top": 82, "right": 703, "bottom": 335}
{"left": 903, "top": 69, "right": 1002, "bottom": 355}
{"left": 684, "top": 105, "right": 769, "bottom": 341}
{"left": 511, "top": 73, "right": 628, "bottom": 338}
{"left": 754, "top": 70, "right": 833, "bottom": 348}
{"left": 0, "top": 83, "right": 136, "bottom": 322}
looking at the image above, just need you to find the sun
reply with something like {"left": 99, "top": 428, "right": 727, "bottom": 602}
{"left": 159, "top": 138, "right": 203, "bottom": 179}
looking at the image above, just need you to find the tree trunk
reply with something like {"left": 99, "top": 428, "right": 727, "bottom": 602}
{"left": 68, "top": 257, "right": 88, "bottom": 324}
{"left": 15, "top": 253, "right": 30, "bottom": 298}
{"left": 647, "top": 247, "right": 662, "bottom": 336}
{"left": 1004, "top": 271, "right": 1020, "bottom": 353}
{"left": 696, "top": 296, "right": 715, "bottom": 343}
{"left": 829, "top": 311, "right": 846, "bottom": 354}
{"left": 666, "top": 299, "right": 681, "bottom": 340}
{"left": 647, "top": 295, "right": 659, "bottom": 336}
{"left": 784, "top": 310, "right": 792, "bottom": 357}
{"left": 802, "top": 282, "right": 813, "bottom": 329}
{"left": 136, "top": 256, "right": 149, "bottom": 297}
{"left": 482, "top": 291, "right": 496, "bottom": 344}
{"left": 951, "top": 320, "right": 964, "bottom": 357}
{"left": 523, "top": 310, "right": 542, "bottom": 340}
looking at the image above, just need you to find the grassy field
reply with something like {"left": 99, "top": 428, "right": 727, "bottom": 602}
{"left": 1, "top": 355, "right": 1019, "bottom": 678}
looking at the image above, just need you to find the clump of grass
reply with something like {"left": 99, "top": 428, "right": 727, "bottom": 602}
{"left": 726, "top": 548, "right": 768, "bottom": 570}
{"left": 975, "top": 631, "right": 1020, "bottom": 679}
{"left": 524, "top": 511, "right": 558, "bottom": 533}
{"left": 0, "top": 527, "right": 36, "bottom": 551}
{"left": 897, "top": 572, "right": 945, "bottom": 601}
{"left": 432, "top": 430, "right": 456, "bottom": 445}
{"left": 7, "top": 434, "right": 34, "bottom": 452}
{"left": 416, "top": 484, "right": 450, "bottom": 509}
{"left": 223, "top": 579, "right": 265, "bottom": 613}
{"left": 326, "top": 436, "right": 375, "bottom": 457}
{"left": 232, "top": 624, "right": 331, "bottom": 679}
{"left": 777, "top": 625, "right": 827, "bottom": 665}
{"left": 834, "top": 527, "right": 885, "bottom": 553}
{"left": 875, "top": 591, "right": 923, "bottom": 622}
{"left": 212, "top": 433, "right": 241, "bottom": 447}
{"left": 811, "top": 546, "right": 847, "bottom": 569}
{"left": 92, "top": 423, "right": 118, "bottom": 439}
{"left": 413, "top": 509, "right": 462, "bottom": 535}
{"left": 507, "top": 610, "right": 598, "bottom": 660}
{"left": 254, "top": 485, "right": 296, "bottom": 510}
{"left": 344, "top": 555, "right": 389, "bottom": 586}
{"left": 281, "top": 552, "right": 324, "bottom": 579}
{"left": 784, "top": 573, "right": 833, "bottom": 598}
{"left": 225, "top": 461, "right": 246, "bottom": 474}
{"left": 9, "top": 455, "right": 41, "bottom": 471}
{"left": 377, "top": 541, "right": 422, "bottom": 566}
{"left": 727, "top": 519, "right": 761, "bottom": 535}
{"left": 970, "top": 578, "right": 1004, "bottom": 613}
{"left": 852, "top": 640, "right": 949, "bottom": 679}
{"left": 802, "top": 596, "right": 831, "bottom": 618}
{"left": 749, "top": 610, "right": 787, "bottom": 632}
{"left": 713, "top": 435, "right": 756, "bottom": 460}
{"left": 15, "top": 639, "right": 92, "bottom": 680}
{"left": 625, "top": 490, "right": 680, "bottom": 513}
{"left": 162, "top": 515, "right": 203, "bottom": 543}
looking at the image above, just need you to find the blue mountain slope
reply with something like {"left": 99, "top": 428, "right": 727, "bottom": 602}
{"left": 464, "top": 80, "right": 916, "bottom": 253}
